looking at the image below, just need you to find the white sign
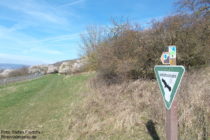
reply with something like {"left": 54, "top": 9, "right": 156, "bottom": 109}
{"left": 158, "top": 71, "right": 178, "bottom": 102}
{"left": 154, "top": 65, "right": 185, "bottom": 109}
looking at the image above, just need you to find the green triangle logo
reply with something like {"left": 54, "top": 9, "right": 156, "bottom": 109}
{"left": 154, "top": 65, "right": 185, "bottom": 110}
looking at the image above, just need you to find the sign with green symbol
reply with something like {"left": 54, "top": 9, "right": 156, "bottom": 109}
{"left": 154, "top": 65, "right": 185, "bottom": 109}
{"left": 160, "top": 52, "right": 170, "bottom": 64}
{"left": 169, "top": 46, "right": 176, "bottom": 59}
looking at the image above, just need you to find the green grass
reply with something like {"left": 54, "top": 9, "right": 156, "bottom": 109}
{"left": 0, "top": 73, "right": 93, "bottom": 140}
{"left": 2, "top": 69, "right": 208, "bottom": 140}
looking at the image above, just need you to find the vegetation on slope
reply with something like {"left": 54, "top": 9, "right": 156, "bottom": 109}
{"left": 68, "top": 66, "right": 210, "bottom": 140}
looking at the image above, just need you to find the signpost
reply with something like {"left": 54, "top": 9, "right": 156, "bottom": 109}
{"left": 154, "top": 46, "right": 185, "bottom": 140}
{"left": 154, "top": 66, "right": 185, "bottom": 109}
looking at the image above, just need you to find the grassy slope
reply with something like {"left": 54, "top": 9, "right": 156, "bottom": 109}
{"left": 0, "top": 73, "right": 93, "bottom": 140}
{"left": 0, "top": 68, "right": 209, "bottom": 140}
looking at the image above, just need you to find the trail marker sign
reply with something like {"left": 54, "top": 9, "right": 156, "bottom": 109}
{"left": 168, "top": 46, "right": 176, "bottom": 59}
{"left": 160, "top": 52, "right": 170, "bottom": 64}
{"left": 154, "top": 65, "right": 185, "bottom": 110}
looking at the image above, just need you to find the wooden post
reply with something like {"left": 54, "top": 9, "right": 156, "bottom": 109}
{"left": 166, "top": 58, "right": 178, "bottom": 140}
{"left": 166, "top": 99, "right": 178, "bottom": 140}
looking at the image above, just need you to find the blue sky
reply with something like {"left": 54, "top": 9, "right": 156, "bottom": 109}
{"left": 0, "top": 0, "right": 175, "bottom": 65}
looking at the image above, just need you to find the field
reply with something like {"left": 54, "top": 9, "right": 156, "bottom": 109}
{"left": 0, "top": 73, "right": 93, "bottom": 140}
{"left": 0, "top": 68, "right": 209, "bottom": 140}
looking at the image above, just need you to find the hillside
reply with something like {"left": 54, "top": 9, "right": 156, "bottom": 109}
{"left": 0, "top": 67, "right": 209, "bottom": 140}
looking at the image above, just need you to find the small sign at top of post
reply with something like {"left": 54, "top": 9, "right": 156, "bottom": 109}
{"left": 160, "top": 52, "right": 170, "bottom": 64}
{"left": 168, "top": 46, "right": 176, "bottom": 59}
{"left": 168, "top": 46, "right": 176, "bottom": 65}
{"left": 160, "top": 46, "right": 177, "bottom": 65}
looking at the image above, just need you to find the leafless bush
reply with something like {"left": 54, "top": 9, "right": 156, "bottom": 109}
{"left": 0, "top": 75, "right": 4, "bottom": 79}
{"left": 8, "top": 67, "right": 29, "bottom": 77}
{"left": 81, "top": 0, "right": 210, "bottom": 83}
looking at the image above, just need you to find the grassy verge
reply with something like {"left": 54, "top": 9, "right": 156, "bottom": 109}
{"left": 0, "top": 73, "right": 93, "bottom": 140}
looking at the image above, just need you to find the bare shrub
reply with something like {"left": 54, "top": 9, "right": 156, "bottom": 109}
{"left": 0, "top": 75, "right": 4, "bottom": 79}
{"left": 8, "top": 67, "right": 29, "bottom": 77}
{"left": 80, "top": 25, "right": 109, "bottom": 71}
{"left": 175, "top": 0, "right": 210, "bottom": 17}
{"left": 81, "top": 13, "right": 209, "bottom": 83}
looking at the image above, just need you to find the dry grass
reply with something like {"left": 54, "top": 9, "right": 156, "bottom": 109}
{"left": 68, "top": 67, "right": 210, "bottom": 140}
{"left": 177, "top": 67, "right": 210, "bottom": 140}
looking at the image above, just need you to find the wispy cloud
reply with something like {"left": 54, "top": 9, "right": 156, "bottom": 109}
{"left": 0, "top": 53, "right": 53, "bottom": 65}
{"left": 22, "top": 48, "right": 63, "bottom": 55}
{"left": 59, "top": 0, "right": 85, "bottom": 8}
{"left": 39, "top": 33, "right": 81, "bottom": 43}
{"left": 0, "top": 0, "right": 84, "bottom": 64}
{"left": 0, "top": 0, "right": 70, "bottom": 25}
{"left": 0, "top": 23, "right": 80, "bottom": 64}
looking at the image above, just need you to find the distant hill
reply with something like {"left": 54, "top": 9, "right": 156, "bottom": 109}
{"left": 0, "top": 63, "right": 28, "bottom": 70}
